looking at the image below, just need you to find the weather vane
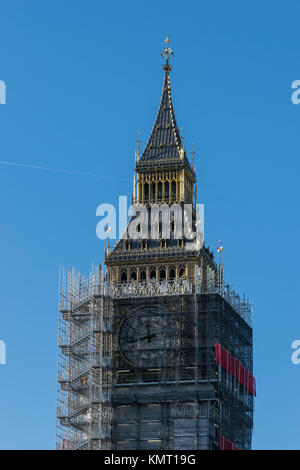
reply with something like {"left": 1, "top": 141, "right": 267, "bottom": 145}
{"left": 161, "top": 35, "right": 174, "bottom": 71}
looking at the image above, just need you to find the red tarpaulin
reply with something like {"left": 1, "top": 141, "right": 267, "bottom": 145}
{"left": 215, "top": 343, "right": 256, "bottom": 397}
{"left": 220, "top": 436, "right": 240, "bottom": 450}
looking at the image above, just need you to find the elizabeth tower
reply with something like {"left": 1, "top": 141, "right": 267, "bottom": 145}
{"left": 57, "top": 38, "right": 255, "bottom": 451}
{"left": 104, "top": 38, "right": 255, "bottom": 450}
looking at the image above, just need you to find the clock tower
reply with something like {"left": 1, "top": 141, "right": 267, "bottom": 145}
{"left": 104, "top": 38, "right": 255, "bottom": 450}
{"left": 56, "top": 38, "right": 255, "bottom": 451}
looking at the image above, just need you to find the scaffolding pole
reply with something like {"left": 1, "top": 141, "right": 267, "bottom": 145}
{"left": 56, "top": 265, "right": 113, "bottom": 450}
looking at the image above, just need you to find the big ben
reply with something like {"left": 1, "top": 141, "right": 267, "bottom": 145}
{"left": 56, "top": 37, "right": 255, "bottom": 451}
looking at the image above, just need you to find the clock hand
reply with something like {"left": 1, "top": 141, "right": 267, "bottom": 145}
{"left": 125, "top": 333, "right": 157, "bottom": 344}
{"left": 125, "top": 337, "right": 138, "bottom": 344}
{"left": 141, "top": 333, "right": 157, "bottom": 343}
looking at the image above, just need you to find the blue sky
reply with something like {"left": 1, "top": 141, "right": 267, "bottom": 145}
{"left": 0, "top": 0, "right": 299, "bottom": 449}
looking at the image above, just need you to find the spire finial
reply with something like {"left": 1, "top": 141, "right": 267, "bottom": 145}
{"left": 191, "top": 142, "right": 196, "bottom": 170}
{"left": 217, "top": 240, "right": 223, "bottom": 261}
{"left": 161, "top": 35, "right": 174, "bottom": 72}
{"left": 105, "top": 221, "right": 112, "bottom": 251}
{"left": 217, "top": 240, "right": 224, "bottom": 291}
{"left": 136, "top": 131, "right": 141, "bottom": 159}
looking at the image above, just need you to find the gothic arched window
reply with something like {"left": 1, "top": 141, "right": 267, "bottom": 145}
{"left": 159, "top": 267, "right": 166, "bottom": 281}
{"left": 144, "top": 183, "right": 149, "bottom": 201}
{"left": 158, "top": 182, "right": 162, "bottom": 199}
{"left": 164, "top": 181, "right": 169, "bottom": 199}
{"left": 169, "top": 266, "right": 176, "bottom": 281}
{"left": 150, "top": 268, "right": 156, "bottom": 280}
{"left": 171, "top": 181, "right": 176, "bottom": 199}
{"left": 151, "top": 182, "right": 155, "bottom": 202}
{"left": 179, "top": 265, "right": 186, "bottom": 279}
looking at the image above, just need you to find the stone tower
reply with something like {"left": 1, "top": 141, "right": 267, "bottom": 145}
{"left": 104, "top": 38, "right": 255, "bottom": 450}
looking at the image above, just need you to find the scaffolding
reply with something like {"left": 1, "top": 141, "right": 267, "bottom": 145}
{"left": 56, "top": 267, "right": 253, "bottom": 450}
{"left": 56, "top": 265, "right": 113, "bottom": 450}
{"left": 112, "top": 290, "right": 253, "bottom": 450}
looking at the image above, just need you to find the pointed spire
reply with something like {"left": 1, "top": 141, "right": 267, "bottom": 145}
{"left": 135, "top": 37, "right": 195, "bottom": 181}
{"left": 137, "top": 36, "right": 183, "bottom": 165}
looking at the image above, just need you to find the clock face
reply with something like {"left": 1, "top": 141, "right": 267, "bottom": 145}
{"left": 119, "top": 307, "right": 177, "bottom": 367}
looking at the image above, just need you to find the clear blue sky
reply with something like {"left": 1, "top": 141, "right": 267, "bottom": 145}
{"left": 0, "top": 0, "right": 299, "bottom": 450}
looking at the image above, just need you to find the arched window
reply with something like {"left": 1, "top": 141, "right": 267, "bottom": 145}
{"left": 144, "top": 183, "right": 149, "bottom": 201}
{"left": 159, "top": 267, "right": 166, "bottom": 281}
{"left": 164, "top": 181, "right": 169, "bottom": 199}
{"left": 130, "top": 269, "right": 137, "bottom": 281}
{"left": 179, "top": 265, "right": 186, "bottom": 279}
{"left": 121, "top": 270, "right": 127, "bottom": 283}
{"left": 158, "top": 182, "right": 162, "bottom": 199}
{"left": 169, "top": 266, "right": 176, "bottom": 281}
{"left": 151, "top": 182, "right": 155, "bottom": 202}
{"left": 170, "top": 214, "right": 174, "bottom": 237}
{"left": 150, "top": 268, "right": 156, "bottom": 280}
{"left": 140, "top": 269, "right": 146, "bottom": 282}
{"left": 171, "top": 181, "right": 176, "bottom": 199}
{"left": 160, "top": 239, "right": 167, "bottom": 249}
{"left": 124, "top": 240, "right": 131, "bottom": 251}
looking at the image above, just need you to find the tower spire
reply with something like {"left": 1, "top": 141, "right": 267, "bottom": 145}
{"left": 136, "top": 36, "right": 195, "bottom": 182}
{"left": 137, "top": 36, "right": 183, "bottom": 165}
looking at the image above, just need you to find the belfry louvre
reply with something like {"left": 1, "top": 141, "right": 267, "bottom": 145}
{"left": 56, "top": 38, "right": 255, "bottom": 450}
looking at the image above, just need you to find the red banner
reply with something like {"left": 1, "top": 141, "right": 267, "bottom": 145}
{"left": 215, "top": 343, "right": 256, "bottom": 397}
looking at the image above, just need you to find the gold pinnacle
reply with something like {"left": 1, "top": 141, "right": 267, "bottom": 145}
{"left": 105, "top": 221, "right": 112, "bottom": 238}
{"left": 217, "top": 240, "right": 223, "bottom": 254}
{"left": 160, "top": 35, "right": 174, "bottom": 70}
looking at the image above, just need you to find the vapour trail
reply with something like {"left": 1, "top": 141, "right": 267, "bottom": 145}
{"left": 0, "top": 160, "right": 130, "bottom": 182}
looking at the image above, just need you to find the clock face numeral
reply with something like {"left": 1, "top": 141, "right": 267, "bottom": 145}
{"left": 119, "top": 307, "right": 177, "bottom": 366}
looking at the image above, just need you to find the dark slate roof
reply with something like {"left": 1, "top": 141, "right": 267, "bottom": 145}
{"left": 136, "top": 70, "right": 185, "bottom": 166}
{"left": 105, "top": 211, "right": 216, "bottom": 270}
{"left": 105, "top": 236, "right": 216, "bottom": 270}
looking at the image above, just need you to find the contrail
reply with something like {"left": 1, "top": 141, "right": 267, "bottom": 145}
{"left": 0, "top": 160, "right": 130, "bottom": 182}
